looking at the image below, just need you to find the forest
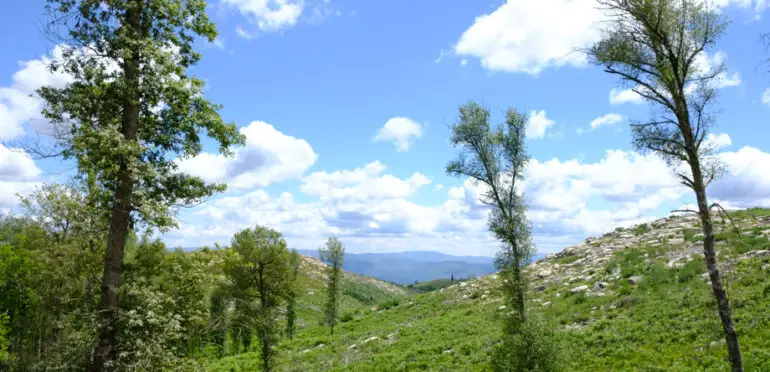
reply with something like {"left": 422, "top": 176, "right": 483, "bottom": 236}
{"left": 1, "top": 0, "right": 769, "bottom": 371}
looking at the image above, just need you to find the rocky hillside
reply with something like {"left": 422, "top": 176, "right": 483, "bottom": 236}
{"left": 209, "top": 209, "right": 770, "bottom": 371}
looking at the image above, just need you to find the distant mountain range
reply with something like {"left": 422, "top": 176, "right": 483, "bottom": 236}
{"left": 297, "top": 249, "right": 546, "bottom": 285}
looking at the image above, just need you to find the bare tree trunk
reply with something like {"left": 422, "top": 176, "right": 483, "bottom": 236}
{"left": 691, "top": 160, "right": 743, "bottom": 372}
{"left": 88, "top": 2, "right": 141, "bottom": 370}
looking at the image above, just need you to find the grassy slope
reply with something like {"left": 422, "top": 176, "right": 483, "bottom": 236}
{"left": 207, "top": 209, "right": 770, "bottom": 371}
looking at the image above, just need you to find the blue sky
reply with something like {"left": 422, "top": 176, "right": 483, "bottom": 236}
{"left": 1, "top": 0, "right": 770, "bottom": 256}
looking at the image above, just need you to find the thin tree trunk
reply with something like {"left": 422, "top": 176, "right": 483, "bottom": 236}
{"left": 88, "top": 2, "right": 141, "bottom": 370}
{"left": 691, "top": 159, "right": 743, "bottom": 372}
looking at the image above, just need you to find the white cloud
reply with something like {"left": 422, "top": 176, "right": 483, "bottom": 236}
{"left": 0, "top": 145, "right": 41, "bottom": 182}
{"left": 373, "top": 117, "right": 423, "bottom": 151}
{"left": 711, "top": 146, "right": 770, "bottom": 208}
{"left": 234, "top": 25, "right": 254, "bottom": 40}
{"left": 0, "top": 46, "right": 73, "bottom": 140}
{"left": 453, "top": 0, "right": 761, "bottom": 76}
{"left": 525, "top": 110, "right": 554, "bottom": 139}
{"left": 223, "top": 0, "right": 303, "bottom": 31}
{"left": 762, "top": 89, "right": 770, "bottom": 105}
{"left": 454, "top": 0, "right": 603, "bottom": 75}
{"left": 300, "top": 161, "right": 431, "bottom": 201}
{"left": 691, "top": 51, "right": 741, "bottom": 90}
{"left": 589, "top": 113, "right": 623, "bottom": 130}
{"left": 0, "top": 145, "right": 42, "bottom": 210}
{"left": 176, "top": 121, "right": 317, "bottom": 190}
{"left": 165, "top": 142, "right": 770, "bottom": 255}
{"left": 705, "top": 132, "right": 732, "bottom": 150}
{"left": 609, "top": 87, "right": 645, "bottom": 105}
{"left": 432, "top": 184, "right": 444, "bottom": 191}
{"left": 212, "top": 37, "right": 225, "bottom": 49}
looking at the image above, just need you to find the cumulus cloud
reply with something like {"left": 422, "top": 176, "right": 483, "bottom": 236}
{"left": 710, "top": 146, "right": 770, "bottom": 208}
{"left": 525, "top": 110, "right": 554, "bottom": 139}
{"left": 0, "top": 145, "right": 42, "bottom": 210}
{"left": 223, "top": 0, "right": 335, "bottom": 35}
{"left": 762, "top": 89, "right": 770, "bottom": 105}
{"left": 454, "top": 0, "right": 602, "bottom": 75}
{"left": 589, "top": 113, "right": 623, "bottom": 130}
{"left": 454, "top": 0, "right": 759, "bottom": 75}
{"left": 705, "top": 132, "right": 732, "bottom": 150}
{"left": 373, "top": 117, "right": 423, "bottom": 152}
{"left": 300, "top": 161, "right": 431, "bottom": 201}
{"left": 222, "top": 0, "right": 303, "bottom": 31}
{"left": 609, "top": 87, "right": 645, "bottom": 105}
{"left": 165, "top": 142, "right": 770, "bottom": 255}
{"left": 0, "top": 46, "right": 73, "bottom": 140}
{"left": 176, "top": 121, "right": 317, "bottom": 190}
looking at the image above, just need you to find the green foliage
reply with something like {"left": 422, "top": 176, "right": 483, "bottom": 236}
{"left": 683, "top": 229, "right": 704, "bottom": 243}
{"left": 38, "top": 0, "right": 244, "bottom": 229}
{"left": 491, "top": 314, "right": 564, "bottom": 372}
{"left": 286, "top": 249, "right": 301, "bottom": 340}
{"left": 0, "top": 313, "right": 8, "bottom": 365}
{"left": 632, "top": 223, "right": 651, "bottom": 236}
{"left": 226, "top": 226, "right": 293, "bottom": 371}
{"left": 320, "top": 237, "right": 345, "bottom": 335}
{"left": 376, "top": 298, "right": 400, "bottom": 311}
{"left": 406, "top": 278, "right": 463, "bottom": 293}
{"left": 552, "top": 254, "right": 580, "bottom": 265}
{"left": 116, "top": 238, "right": 214, "bottom": 370}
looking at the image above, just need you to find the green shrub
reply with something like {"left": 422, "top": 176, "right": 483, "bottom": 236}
{"left": 340, "top": 311, "right": 355, "bottom": 323}
{"left": 491, "top": 315, "right": 564, "bottom": 372}
{"left": 683, "top": 229, "right": 703, "bottom": 243}
{"left": 632, "top": 223, "right": 651, "bottom": 236}
{"left": 376, "top": 298, "right": 400, "bottom": 311}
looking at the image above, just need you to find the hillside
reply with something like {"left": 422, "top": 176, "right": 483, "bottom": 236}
{"left": 296, "top": 250, "right": 499, "bottom": 284}
{"left": 208, "top": 209, "right": 770, "bottom": 371}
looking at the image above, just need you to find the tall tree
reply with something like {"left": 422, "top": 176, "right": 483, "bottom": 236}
{"left": 226, "top": 226, "right": 292, "bottom": 372}
{"left": 447, "top": 102, "right": 560, "bottom": 371}
{"left": 285, "top": 249, "right": 301, "bottom": 340}
{"left": 38, "top": 1, "right": 244, "bottom": 369}
{"left": 447, "top": 102, "right": 532, "bottom": 323}
{"left": 587, "top": 1, "right": 741, "bottom": 370}
{"left": 319, "top": 237, "right": 344, "bottom": 336}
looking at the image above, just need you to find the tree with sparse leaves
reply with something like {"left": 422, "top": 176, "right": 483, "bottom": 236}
{"left": 319, "top": 237, "right": 345, "bottom": 336}
{"left": 587, "top": 1, "right": 741, "bottom": 370}
{"left": 226, "top": 226, "right": 292, "bottom": 372}
{"left": 38, "top": 1, "right": 244, "bottom": 369}
{"left": 447, "top": 102, "right": 561, "bottom": 371}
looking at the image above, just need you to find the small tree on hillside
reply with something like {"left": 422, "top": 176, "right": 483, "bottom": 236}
{"left": 319, "top": 237, "right": 345, "bottom": 336}
{"left": 587, "top": 1, "right": 741, "bottom": 370}
{"left": 285, "top": 249, "right": 301, "bottom": 340}
{"left": 38, "top": 1, "right": 244, "bottom": 368}
{"left": 447, "top": 102, "right": 561, "bottom": 371}
{"left": 226, "top": 226, "right": 292, "bottom": 372}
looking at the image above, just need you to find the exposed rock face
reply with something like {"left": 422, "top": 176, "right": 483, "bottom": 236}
{"left": 437, "top": 212, "right": 770, "bottom": 331}
{"left": 571, "top": 285, "right": 588, "bottom": 293}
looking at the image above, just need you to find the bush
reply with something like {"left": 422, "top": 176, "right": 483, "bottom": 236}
{"left": 632, "top": 223, "right": 651, "bottom": 236}
{"left": 491, "top": 315, "right": 564, "bottom": 372}
{"left": 340, "top": 311, "right": 355, "bottom": 323}
{"left": 0, "top": 313, "right": 8, "bottom": 364}
{"left": 377, "top": 298, "right": 400, "bottom": 311}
